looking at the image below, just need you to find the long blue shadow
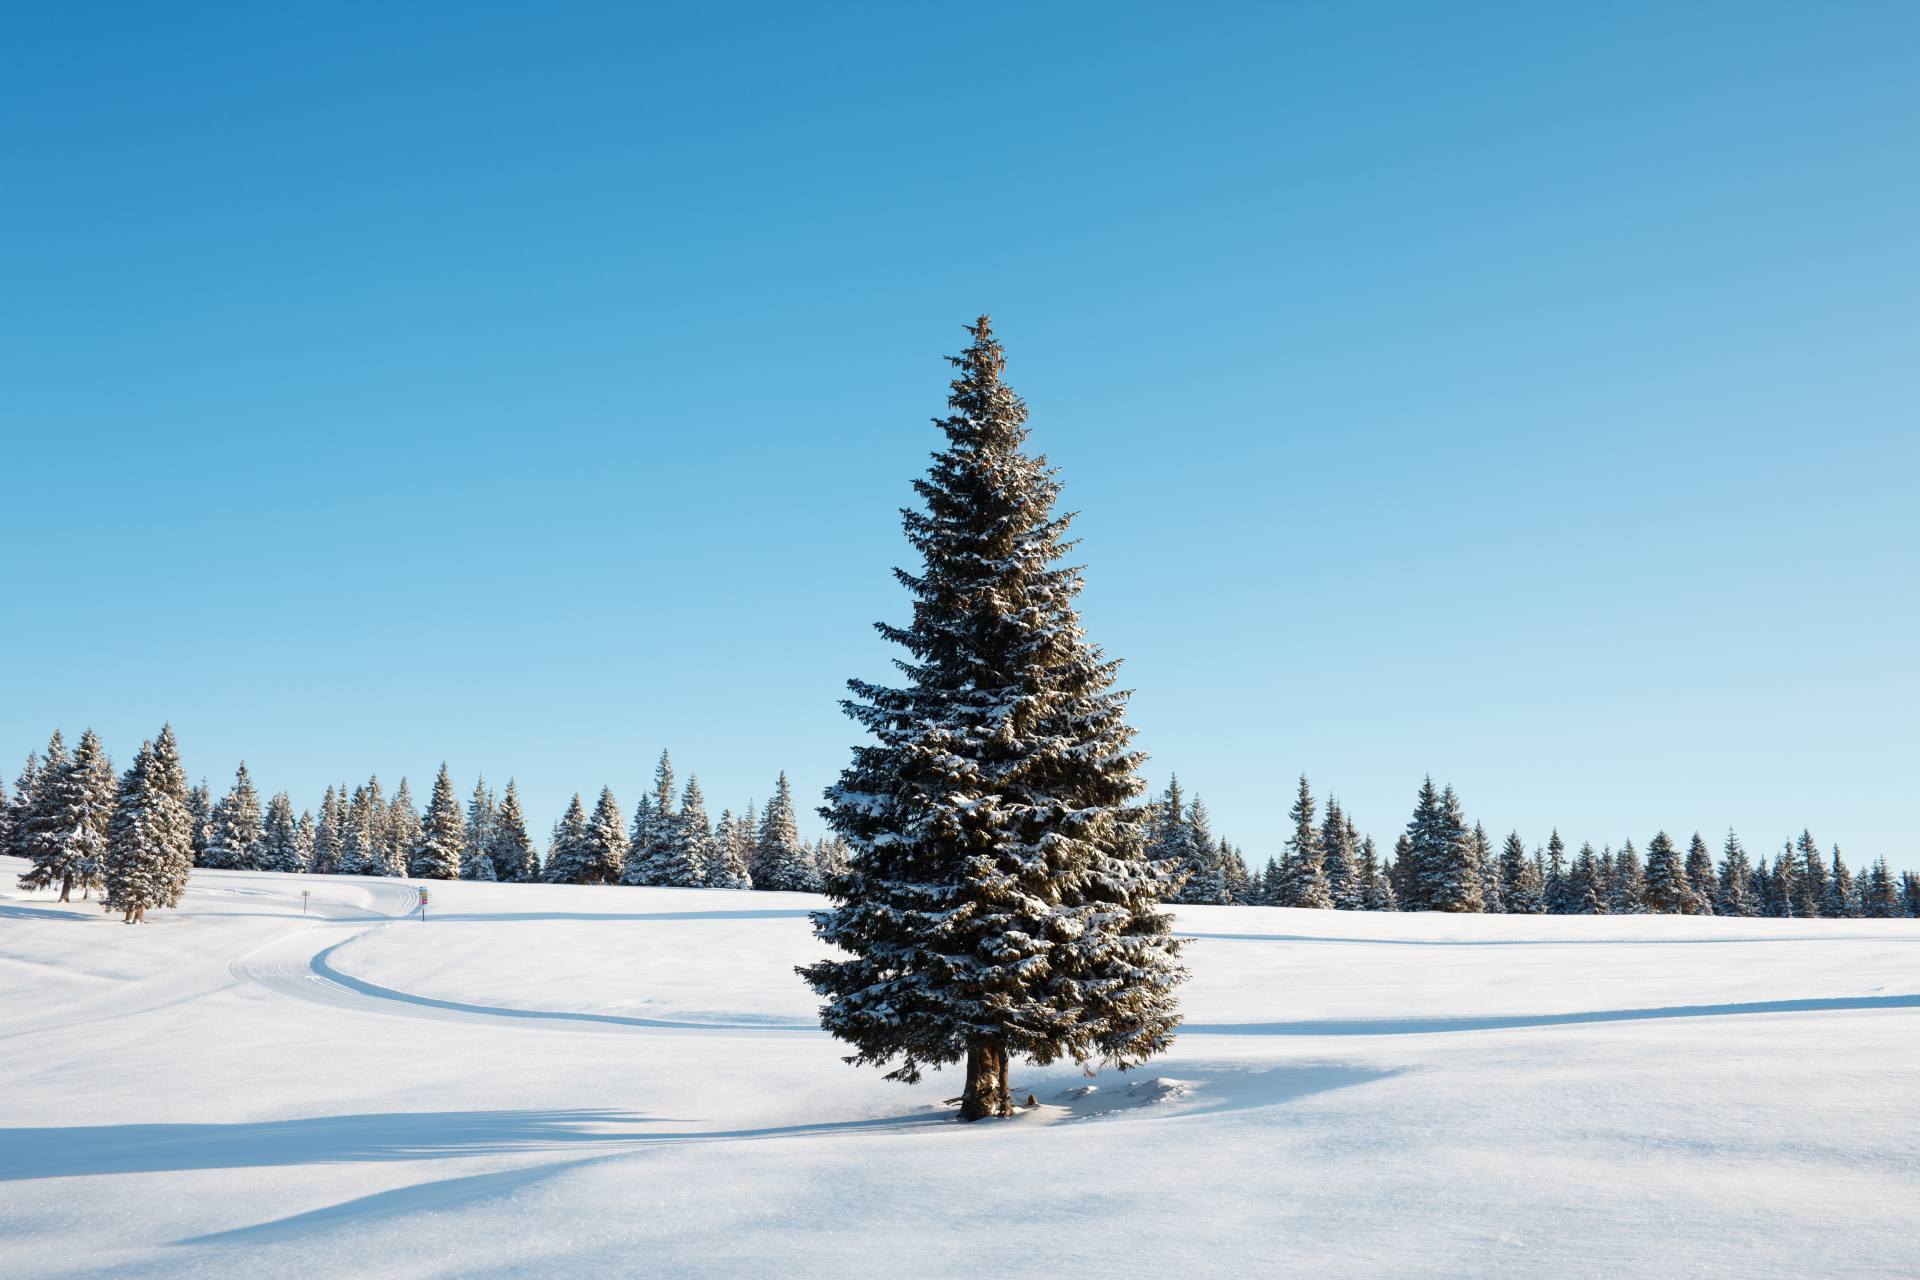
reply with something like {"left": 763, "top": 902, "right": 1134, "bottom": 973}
{"left": 1182, "top": 991, "right": 1920, "bottom": 1037}
{"left": 0, "top": 1110, "right": 669, "bottom": 1181}
{"left": 1182, "top": 930, "right": 1919, "bottom": 948}
{"left": 421, "top": 909, "right": 814, "bottom": 923}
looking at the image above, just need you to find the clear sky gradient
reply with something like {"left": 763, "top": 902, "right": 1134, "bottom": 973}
{"left": 4, "top": 3, "right": 1915, "bottom": 870}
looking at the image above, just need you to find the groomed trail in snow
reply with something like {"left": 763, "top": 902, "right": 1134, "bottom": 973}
{"left": 2, "top": 859, "right": 1916, "bottom": 1278}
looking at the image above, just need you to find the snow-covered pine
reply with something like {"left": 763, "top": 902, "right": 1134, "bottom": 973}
{"left": 1403, "top": 779, "right": 1481, "bottom": 913}
{"left": 102, "top": 729, "right": 196, "bottom": 922}
{"left": 708, "top": 808, "right": 754, "bottom": 889}
{"left": 1258, "top": 855, "right": 1283, "bottom": 906}
{"left": 1826, "top": 847, "right": 1855, "bottom": 918}
{"left": 1183, "top": 795, "right": 1227, "bottom": 905}
{"left": 410, "top": 764, "right": 466, "bottom": 879}
{"left": 258, "top": 792, "right": 305, "bottom": 873}
{"left": 203, "top": 762, "right": 265, "bottom": 871}
{"left": 675, "top": 776, "right": 716, "bottom": 888}
{"left": 626, "top": 751, "right": 681, "bottom": 885}
{"left": 1683, "top": 832, "right": 1718, "bottom": 914}
{"left": 19, "top": 730, "right": 114, "bottom": 901}
{"left": 581, "top": 786, "right": 628, "bottom": 885}
{"left": 338, "top": 782, "right": 381, "bottom": 876}
{"left": 1146, "top": 777, "right": 1202, "bottom": 903}
{"left": 620, "top": 794, "right": 658, "bottom": 886}
{"left": 310, "top": 785, "right": 341, "bottom": 874}
{"left": 1283, "top": 776, "right": 1333, "bottom": 909}
{"left": 1610, "top": 840, "right": 1645, "bottom": 914}
{"left": 186, "top": 779, "right": 212, "bottom": 866}
{"left": 1571, "top": 842, "right": 1606, "bottom": 914}
{"left": 1473, "top": 822, "right": 1503, "bottom": 913}
{"left": 751, "top": 771, "right": 813, "bottom": 892}
{"left": 1716, "top": 830, "right": 1756, "bottom": 916}
{"left": 1321, "top": 798, "right": 1362, "bottom": 910}
{"left": 800, "top": 318, "right": 1185, "bottom": 1121}
{"left": 6, "top": 752, "right": 41, "bottom": 864}
{"left": 463, "top": 777, "right": 499, "bottom": 881}
{"left": 1642, "top": 831, "right": 1691, "bottom": 914}
{"left": 1544, "top": 830, "right": 1571, "bottom": 914}
{"left": 383, "top": 777, "right": 418, "bottom": 877}
{"left": 294, "top": 809, "right": 317, "bottom": 873}
{"left": 1862, "top": 856, "right": 1899, "bottom": 917}
{"left": 1502, "top": 832, "right": 1546, "bottom": 913}
{"left": 1900, "top": 868, "right": 1920, "bottom": 918}
{"left": 489, "top": 781, "right": 540, "bottom": 882}
{"left": 1218, "top": 838, "right": 1252, "bottom": 904}
{"left": 1769, "top": 841, "right": 1798, "bottom": 918}
{"left": 1794, "top": 830, "right": 1827, "bottom": 919}
{"left": 1359, "top": 836, "right": 1396, "bottom": 910}
{"left": 544, "top": 793, "right": 592, "bottom": 884}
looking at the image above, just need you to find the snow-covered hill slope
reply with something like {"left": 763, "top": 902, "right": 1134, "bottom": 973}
{"left": 2, "top": 858, "right": 1915, "bottom": 1278}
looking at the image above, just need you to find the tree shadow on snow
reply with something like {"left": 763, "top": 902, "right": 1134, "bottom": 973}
{"left": 0, "top": 1109, "right": 678, "bottom": 1182}
{"left": 421, "top": 909, "right": 815, "bottom": 924}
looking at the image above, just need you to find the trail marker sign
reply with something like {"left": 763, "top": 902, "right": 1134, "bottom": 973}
{"left": 418, "top": 887, "right": 429, "bottom": 921}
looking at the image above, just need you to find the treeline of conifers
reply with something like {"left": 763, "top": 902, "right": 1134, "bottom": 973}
{"left": 1150, "top": 774, "right": 1920, "bottom": 918}
{"left": 10, "top": 724, "right": 1916, "bottom": 923}
{"left": 5, "top": 726, "right": 844, "bottom": 920}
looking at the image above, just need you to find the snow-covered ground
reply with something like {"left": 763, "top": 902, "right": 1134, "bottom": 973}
{"left": 2, "top": 857, "right": 1916, "bottom": 1278}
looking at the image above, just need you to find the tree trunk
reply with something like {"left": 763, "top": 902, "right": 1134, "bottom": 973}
{"left": 959, "top": 1039, "right": 1012, "bottom": 1121}
{"left": 58, "top": 875, "right": 71, "bottom": 903}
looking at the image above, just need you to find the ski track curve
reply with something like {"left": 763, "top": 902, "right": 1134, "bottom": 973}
{"left": 221, "top": 883, "right": 1920, "bottom": 1041}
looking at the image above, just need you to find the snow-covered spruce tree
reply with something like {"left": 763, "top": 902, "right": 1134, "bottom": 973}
{"left": 258, "top": 792, "right": 304, "bottom": 873}
{"left": 1610, "top": 840, "right": 1645, "bottom": 914}
{"left": 203, "top": 763, "right": 265, "bottom": 871}
{"left": 1716, "top": 829, "right": 1755, "bottom": 916}
{"left": 1900, "top": 869, "right": 1920, "bottom": 918}
{"left": 1183, "top": 795, "right": 1227, "bottom": 905}
{"left": 1284, "top": 776, "right": 1333, "bottom": 909}
{"left": 708, "top": 809, "right": 754, "bottom": 889}
{"left": 381, "top": 777, "right": 416, "bottom": 877}
{"left": 6, "top": 752, "right": 42, "bottom": 862}
{"left": 1683, "top": 832, "right": 1717, "bottom": 914}
{"left": 310, "top": 786, "right": 340, "bottom": 874}
{"left": 1473, "top": 822, "right": 1503, "bottom": 913}
{"left": 463, "top": 777, "right": 498, "bottom": 881}
{"left": 582, "top": 786, "right": 628, "bottom": 885}
{"left": 619, "top": 794, "right": 655, "bottom": 885}
{"left": 545, "top": 793, "right": 592, "bottom": 883}
{"left": 1642, "top": 831, "right": 1690, "bottom": 913}
{"left": 800, "top": 318, "right": 1185, "bottom": 1121}
{"left": 1571, "top": 842, "right": 1606, "bottom": 914}
{"left": 1769, "top": 842, "right": 1798, "bottom": 918}
{"left": 294, "top": 810, "right": 317, "bottom": 873}
{"left": 186, "top": 779, "right": 212, "bottom": 865}
{"left": 1501, "top": 832, "right": 1544, "bottom": 913}
{"left": 752, "top": 771, "right": 813, "bottom": 892}
{"left": 1826, "top": 847, "right": 1855, "bottom": 918}
{"left": 103, "top": 733, "right": 195, "bottom": 922}
{"left": 337, "top": 782, "right": 378, "bottom": 875}
{"left": 20, "top": 729, "right": 116, "bottom": 902}
{"left": 1359, "top": 837, "right": 1396, "bottom": 910}
{"left": 1218, "top": 839, "right": 1252, "bottom": 904}
{"left": 676, "top": 777, "right": 716, "bottom": 887}
{"left": 625, "top": 751, "right": 680, "bottom": 884}
{"left": 1794, "top": 830, "right": 1827, "bottom": 919}
{"left": 1544, "top": 830, "right": 1571, "bottom": 914}
{"left": 13, "top": 731, "right": 66, "bottom": 892}
{"left": 1862, "top": 857, "right": 1899, "bottom": 917}
{"left": 1257, "top": 855, "right": 1283, "bottom": 905}
{"left": 1147, "top": 777, "right": 1207, "bottom": 904}
{"left": 1321, "top": 798, "right": 1361, "bottom": 910}
{"left": 410, "top": 764, "right": 466, "bottom": 879}
{"left": 490, "top": 781, "right": 540, "bottom": 882}
{"left": 1403, "top": 779, "right": 1481, "bottom": 912}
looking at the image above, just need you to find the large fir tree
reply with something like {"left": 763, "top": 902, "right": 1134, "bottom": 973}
{"left": 544, "top": 793, "right": 592, "bottom": 884}
{"left": 1283, "top": 775, "right": 1333, "bottom": 909}
{"left": 204, "top": 762, "right": 265, "bottom": 871}
{"left": 800, "top": 319, "right": 1185, "bottom": 1120}
{"left": 1642, "top": 831, "right": 1691, "bottom": 914}
{"left": 752, "top": 771, "right": 814, "bottom": 892}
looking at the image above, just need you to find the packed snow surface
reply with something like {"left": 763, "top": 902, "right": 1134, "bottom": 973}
{"left": 2, "top": 857, "right": 1916, "bottom": 1278}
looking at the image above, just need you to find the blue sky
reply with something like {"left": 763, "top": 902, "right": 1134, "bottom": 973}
{"left": 3, "top": 3, "right": 1915, "bottom": 870}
